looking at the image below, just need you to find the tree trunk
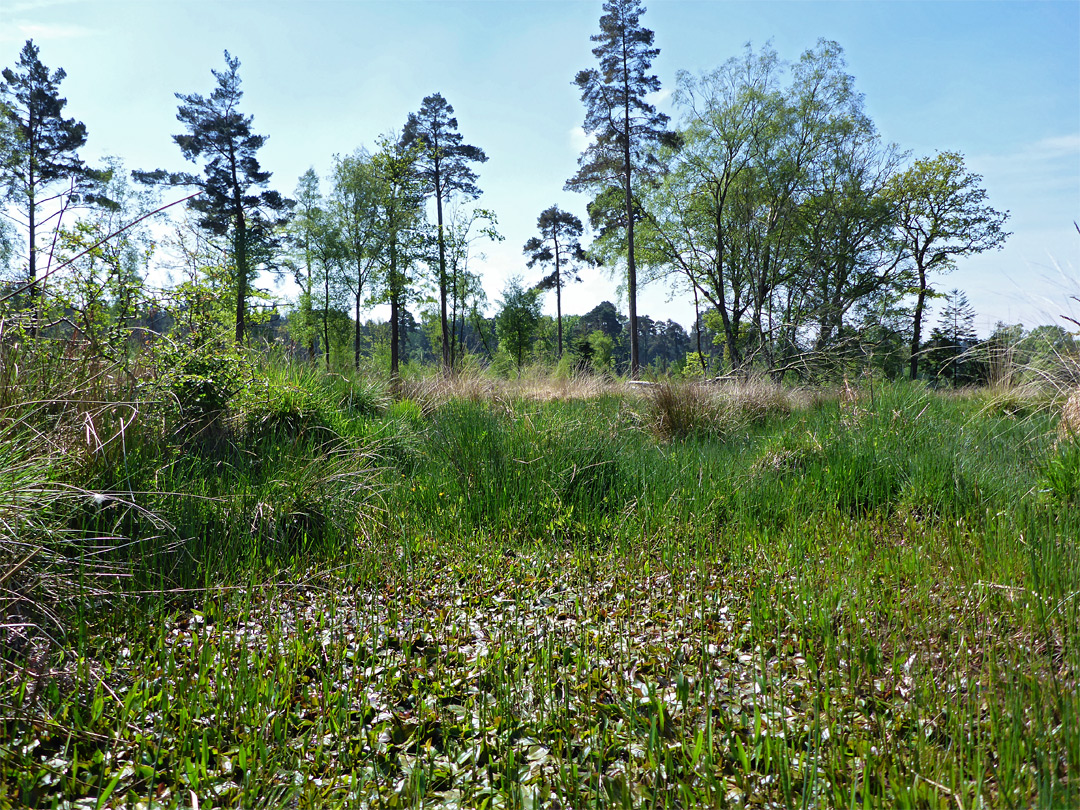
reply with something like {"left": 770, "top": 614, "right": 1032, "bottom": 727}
{"left": 909, "top": 265, "right": 928, "bottom": 380}
{"left": 323, "top": 267, "right": 330, "bottom": 372}
{"left": 554, "top": 232, "right": 563, "bottom": 358}
{"left": 435, "top": 181, "right": 451, "bottom": 370}
{"left": 234, "top": 208, "right": 247, "bottom": 345}
{"left": 354, "top": 291, "right": 362, "bottom": 371}
{"left": 622, "top": 40, "right": 639, "bottom": 378}
{"left": 389, "top": 240, "right": 400, "bottom": 380}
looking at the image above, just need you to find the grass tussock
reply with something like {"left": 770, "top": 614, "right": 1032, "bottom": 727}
{"left": 648, "top": 377, "right": 813, "bottom": 441}
{"left": 395, "top": 364, "right": 623, "bottom": 413}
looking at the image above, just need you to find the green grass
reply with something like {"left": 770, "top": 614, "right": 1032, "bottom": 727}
{"left": 2, "top": 356, "right": 1078, "bottom": 808}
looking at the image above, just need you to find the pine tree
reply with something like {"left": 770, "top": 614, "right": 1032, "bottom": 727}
{"left": 401, "top": 93, "right": 487, "bottom": 369}
{"left": 926, "top": 288, "right": 979, "bottom": 385}
{"left": 523, "top": 205, "right": 590, "bottom": 358}
{"left": 134, "top": 51, "right": 288, "bottom": 344}
{"left": 1, "top": 40, "right": 104, "bottom": 301}
{"left": 566, "top": 0, "right": 675, "bottom": 377}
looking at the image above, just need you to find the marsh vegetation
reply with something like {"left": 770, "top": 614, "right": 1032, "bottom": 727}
{"left": 2, "top": 337, "right": 1078, "bottom": 808}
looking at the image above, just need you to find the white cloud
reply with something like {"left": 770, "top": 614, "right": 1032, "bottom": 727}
{"left": 969, "top": 131, "right": 1080, "bottom": 207}
{"left": 645, "top": 87, "right": 672, "bottom": 107}
{"left": 6, "top": 0, "right": 74, "bottom": 12}
{"left": 1, "top": 22, "right": 97, "bottom": 43}
{"left": 569, "top": 125, "right": 593, "bottom": 154}
{"left": 1031, "top": 133, "right": 1080, "bottom": 158}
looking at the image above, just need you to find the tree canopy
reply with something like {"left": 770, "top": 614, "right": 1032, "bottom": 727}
{"left": 0, "top": 39, "right": 104, "bottom": 299}
{"left": 524, "top": 205, "right": 590, "bottom": 358}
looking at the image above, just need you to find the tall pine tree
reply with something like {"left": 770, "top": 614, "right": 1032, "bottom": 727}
{"left": 401, "top": 93, "right": 487, "bottom": 369}
{"left": 134, "top": 51, "right": 288, "bottom": 344}
{"left": 1, "top": 40, "right": 103, "bottom": 301}
{"left": 566, "top": 0, "right": 675, "bottom": 377}
{"left": 523, "top": 205, "right": 590, "bottom": 358}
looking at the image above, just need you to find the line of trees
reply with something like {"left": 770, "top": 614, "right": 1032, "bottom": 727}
{"left": 1, "top": 5, "right": 1022, "bottom": 382}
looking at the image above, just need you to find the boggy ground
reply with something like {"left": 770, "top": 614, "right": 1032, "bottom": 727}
{"left": 2, "top": 358, "right": 1078, "bottom": 808}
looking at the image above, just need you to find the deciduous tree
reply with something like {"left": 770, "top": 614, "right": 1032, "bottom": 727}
{"left": 288, "top": 167, "right": 322, "bottom": 360}
{"left": 495, "top": 276, "right": 542, "bottom": 375}
{"left": 371, "top": 135, "right": 426, "bottom": 378}
{"left": 888, "top": 151, "right": 1009, "bottom": 379}
{"left": 330, "top": 150, "right": 384, "bottom": 370}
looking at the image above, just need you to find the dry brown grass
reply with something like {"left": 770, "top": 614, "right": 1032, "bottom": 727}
{"left": 1059, "top": 387, "right": 1080, "bottom": 442}
{"left": 394, "top": 366, "right": 624, "bottom": 411}
{"left": 647, "top": 376, "right": 816, "bottom": 442}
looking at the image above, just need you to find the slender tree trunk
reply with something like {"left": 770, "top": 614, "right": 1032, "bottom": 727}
{"left": 435, "top": 181, "right": 451, "bottom": 370}
{"left": 554, "top": 231, "right": 563, "bottom": 358}
{"left": 234, "top": 208, "right": 247, "bottom": 345}
{"left": 389, "top": 241, "right": 400, "bottom": 380}
{"left": 27, "top": 180, "right": 36, "bottom": 293}
{"left": 231, "top": 145, "right": 248, "bottom": 345}
{"left": 714, "top": 202, "right": 740, "bottom": 370}
{"left": 624, "top": 115, "right": 639, "bottom": 378}
{"left": 693, "top": 285, "right": 706, "bottom": 374}
{"left": 27, "top": 115, "right": 38, "bottom": 308}
{"left": 323, "top": 266, "right": 330, "bottom": 372}
{"left": 306, "top": 258, "right": 315, "bottom": 361}
{"left": 909, "top": 265, "right": 928, "bottom": 380}
{"left": 621, "top": 37, "right": 639, "bottom": 378}
{"left": 354, "top": 291, "right": 361, "bottom": 371}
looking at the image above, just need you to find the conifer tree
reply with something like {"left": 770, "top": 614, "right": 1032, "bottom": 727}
{"left": 401, "top": 93, "right": 488, "bottom": 369}
{"left": 1, "top": 39, "right": 104, "bottom": 300}
{"left": 567, "top": 0, "right": 675, "bottom": 377}
{"left": 134, "top": 51, "right": 288, "bottom": 344}
{"left": 523, "top": 205, "right": 590, "bottom": 358}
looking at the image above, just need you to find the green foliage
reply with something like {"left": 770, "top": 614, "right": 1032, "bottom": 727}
{"left": 568, "top": 0, "right": 675, "bottom": 374}
{"left": 145, "top": 333, "right": 249, "bottom": 449}
{"left": 1, "top": 39, "right": 104, "bottom": 289}
{"left": 1039, "top": 439, "right": 1080, "bottom": 504}
{"left": 4, "top": 346, "right": 1078, "bottom": 810}
{"left": 495, "top": 276, "right": 542, "bottom": 373}
{"left": 587, "top": 329, "right": 614, "bottom": 371}
{"left": 889, "top": 150, "right": 1010, "bottom": 379}
{"left": 402, "top": 92, "right": 488, "bottom": 368}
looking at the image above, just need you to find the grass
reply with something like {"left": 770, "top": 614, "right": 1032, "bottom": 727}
{"left": 2, "top": 349, "right": 1079, "bottom": 808}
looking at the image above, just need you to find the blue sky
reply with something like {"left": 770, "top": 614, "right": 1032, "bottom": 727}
{"left": 2, "top": 0, "right": 1078, "bottom": 335}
